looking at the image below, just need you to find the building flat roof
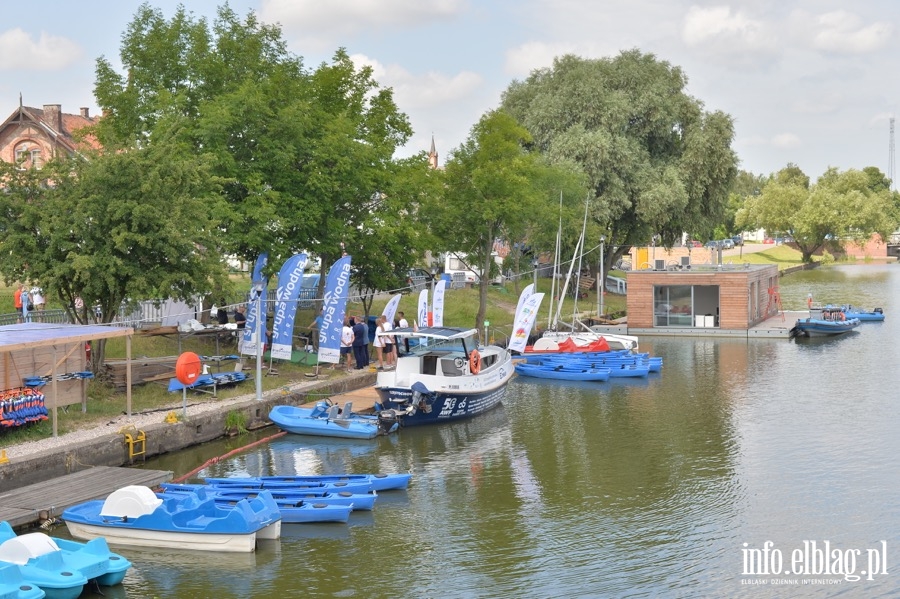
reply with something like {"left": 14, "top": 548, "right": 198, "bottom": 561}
{"left": 0, "top": 322, "right": 132, "bottom": 353}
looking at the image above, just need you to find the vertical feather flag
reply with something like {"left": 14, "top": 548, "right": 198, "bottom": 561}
{"left": 515, "top": 283, "right": 535, "bottom": 323}
{"left": 318, "top": 255, "right": 352, "bottom": 364}
{"left": 382, "top": 293, "right": 402, "bottom": 325}
{"left": 508, "top": 292, "right": 545, "bottom": 353}
{"left": 271, "top": 253, "right": 309, "bottom": 360}
{"left": 242, "top": 252, "right": 268, "bottom": 355}
{"left": 417, "top": 288, "right": 429, "bottom": 330}
{"left": 432, "top": 279, "right": 446, "bottom": 327}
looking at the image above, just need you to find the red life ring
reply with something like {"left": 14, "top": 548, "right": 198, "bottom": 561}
{"left": 469, "top": 350, "right": 482, "bottom": 375}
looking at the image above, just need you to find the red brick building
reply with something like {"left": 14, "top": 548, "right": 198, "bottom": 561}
{"left": 0, "top": 101, "right": 99, "bottom": 169}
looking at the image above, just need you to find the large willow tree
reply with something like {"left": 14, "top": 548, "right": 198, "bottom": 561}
{"left": 502, "top": 50, "right": 738, "bottom": 272}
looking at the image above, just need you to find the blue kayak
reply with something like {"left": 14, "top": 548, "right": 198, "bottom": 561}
{"left": 204, "top": 473, "right": 410, "bottom": 492}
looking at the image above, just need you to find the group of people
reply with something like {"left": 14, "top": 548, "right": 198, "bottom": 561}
{"left": 13, "top": 284, "right": 45, "bottom": 323}
{"left": 339, "top": 311, "right": 409, "bottom": 371}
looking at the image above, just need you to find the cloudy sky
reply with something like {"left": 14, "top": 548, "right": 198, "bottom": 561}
{"left": 1, "top": 1, "right": 898, "bottom": 180}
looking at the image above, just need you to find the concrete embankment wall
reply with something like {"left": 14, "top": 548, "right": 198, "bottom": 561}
{"left": 0, "top": 373, "right": 376, "bottom": 492}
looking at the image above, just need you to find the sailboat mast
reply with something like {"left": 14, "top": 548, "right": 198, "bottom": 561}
{"left": 548, "top": 192, "right": 562, "bottom": 329}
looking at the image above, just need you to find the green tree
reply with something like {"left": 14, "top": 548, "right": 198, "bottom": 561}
{"left": 737, "top": 165, "right": 896, "bottom": 262}
{"left": 501, "top": 50, "right": 738, "bottom": 274}
{"left": 428, "top": 109, "right": 581, "bottom": 332}
{"left": 95, "top": 5, "right": 424, "bottom": 300}
{"left": 0, "top": 122, "right": 227, "bottom": 367}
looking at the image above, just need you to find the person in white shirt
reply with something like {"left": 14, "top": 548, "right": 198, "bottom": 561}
{"left": 340, "top": 320, "right": 354, "bottom": 370}
{"left": 397, "top": 311, "right": 410, "bottom": 354}
{"left": 30, "top": 286, "right": 45, "bottom": 311}
{"left": 381, "top": 315, "right": 395, "bottom": 368}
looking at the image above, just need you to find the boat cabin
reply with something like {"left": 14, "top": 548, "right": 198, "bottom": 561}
{"left": 625, "top": 262, "right": 780, "bottom": 330}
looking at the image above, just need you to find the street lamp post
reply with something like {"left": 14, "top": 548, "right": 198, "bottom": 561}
{"left": 532, "top": 257, "right": 539, "bottom": 290}
{"left": 598, "top": 236, "right": 605, "bottom": 319}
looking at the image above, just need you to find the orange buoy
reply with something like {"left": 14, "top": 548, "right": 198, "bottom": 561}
{"left": 175, "top": 352, "right": 202, "bottom": 385}
{"left": 469, "top": 349, "right": 481, "bottom": 374}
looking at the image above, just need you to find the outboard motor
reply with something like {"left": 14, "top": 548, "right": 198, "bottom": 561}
{"left": 411, "top": 382, "right": 435, "bottom": 414}
{"left": 377, "top": 410, "right": 401, "bottom": 434}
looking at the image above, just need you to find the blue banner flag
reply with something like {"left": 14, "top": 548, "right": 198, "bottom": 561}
{"left": 271, "top": 253, "right": 309, "bottom": 360}
{"left": 242, "top": 252, "right": 268, "bottom": 355}
{"left": 318, "top": 255, "right": 352, "bottom": 364}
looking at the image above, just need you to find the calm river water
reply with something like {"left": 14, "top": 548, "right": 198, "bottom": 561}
{"left": 74, "top": 264, "right": 899, "bottom": 598}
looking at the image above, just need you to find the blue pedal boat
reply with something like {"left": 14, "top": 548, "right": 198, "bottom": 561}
{"left": 0, "top": 562, "right": 45, "bottom": 599}
{"left": 62, "top": 485, "right": 282, "bottom": 553}
{"left": 0, "top": 520, "right": 131, "bottom": 599}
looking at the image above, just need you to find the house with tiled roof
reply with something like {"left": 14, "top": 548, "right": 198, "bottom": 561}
{"left": 0, "top": 99, "right": 99, "bottom": 169}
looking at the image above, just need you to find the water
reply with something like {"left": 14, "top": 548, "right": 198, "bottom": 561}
{"left": 73, "top": 264, "right": 900, "bottom": 598}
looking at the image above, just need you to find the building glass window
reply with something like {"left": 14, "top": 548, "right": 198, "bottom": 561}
{"left": 654, "top": 284, "right": 694, "bottom": 327}
{"left": 13, "top": 142, "right": 41, "bottom": 169}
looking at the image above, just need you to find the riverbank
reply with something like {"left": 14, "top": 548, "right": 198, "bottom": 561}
{"left": 0, "top": 369, "right": 376, "bottom": 492}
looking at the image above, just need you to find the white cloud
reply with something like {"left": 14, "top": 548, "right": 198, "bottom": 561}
{"left": 504, "top": 41, "right": 578, "bottom": 78}
{"left": 261, "top": 0, "right": 466, "bottom": 51}
{"left": 681, "top": 5, "right": 778, "bottom": 67}
{"left": 809, "top": 11, "right": 892, "bottom": 54}
{"left": 349, "top": 53, "right": 482, "bottom": 109}
{"left": 0, "top": 28, "right": 82, "bottom": 71}
{"left": 772, "top": 133, "right": 801, "bottom": 148}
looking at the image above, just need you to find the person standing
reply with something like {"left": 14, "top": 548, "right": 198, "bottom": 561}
{"left": 372, "top": 316, "right": 387, "bottom": 370}
{"left": 30, "top": 286, "right": 44, "bottom": 311}
{"left": 21, "top": 287, "right": 31, "bottom": 323}
{"left": 308, "top": 309, "right": 324, "bottom": 351}
{"left": 398, "top": 311, "right": 410, "bottom": 354}
{"left": 13, "top": 284, "right": 23, "bottom": 323}
{"left": 351, "top": 317, "right": 368, "bottom": 369}
{"left": 381, "top": 314, "right": 395, "bottom": 369}
{"left": 341, "top": 319, "right": 354, "bottom": 370}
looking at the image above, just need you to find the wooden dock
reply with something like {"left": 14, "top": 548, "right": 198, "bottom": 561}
{"left": 305, "top": 384, "right": 381, "bottom": 414}
{"left": 0, "top": 466, "right": 172, "bottom": 529}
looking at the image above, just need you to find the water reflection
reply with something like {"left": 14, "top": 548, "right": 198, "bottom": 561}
{"left": 116, "top": 264, "right": 900, "bottom": 597}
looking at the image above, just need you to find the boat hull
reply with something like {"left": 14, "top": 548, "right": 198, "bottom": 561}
{"left": 514, "top": 363, "right": 611, "bottom": 381}
{"left": 375, "top": 375, "right": 509, "bottom": 426}
{"left": 63, "top": 521, "right": 257, "bottom": 553}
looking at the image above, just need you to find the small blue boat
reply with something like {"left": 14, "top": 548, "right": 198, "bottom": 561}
{"left": 203, "top": 478, "right": 375, "bottom": 495}
{"left": 63, "top": 485, "right": 282, "bottom": 553}
{"left": 514, "top": 363, "right": 611, "bottom": 381}
{"left": 790, "top": 317, "right": 861, "bottom": 338}
{"left": 0, "top": 521, "right": 131, "bottom": 599}
{"left": 160, "top": 482, "right": 378, "bottom": 510}
{"left": 830, "top": 305, "right": 885, "bottom": 322}
{"left": 269, "top": 402, "right": 398, "bottom": 440}
{"left": 204, "top": 472, "right": 411, "bottom": 492}
{"left": 0, "top": 562, "right": 45, "bottom": 599}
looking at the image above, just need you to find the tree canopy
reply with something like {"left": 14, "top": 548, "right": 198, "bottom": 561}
{"left": 501, "top": 50, "right": 738, "bottom": 273}
{"left": 736, "top": 165, "right": 897, "bottom": 262}
{"left": 0, "top": 122, "right": 227, "bottom": 366}
{"left": 93, "top": 3, "right": 428, "bottom": 306}
{"left": 426, "top": 109, "right": 583, "bottom": 331}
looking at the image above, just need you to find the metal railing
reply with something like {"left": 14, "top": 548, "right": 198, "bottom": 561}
{"left": 0, "top": 309, "right": 71, "bottom": 326}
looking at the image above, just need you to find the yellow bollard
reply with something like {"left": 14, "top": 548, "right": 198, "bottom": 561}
{"left": 0, "top": 449, "right": 8, "bottom": 464}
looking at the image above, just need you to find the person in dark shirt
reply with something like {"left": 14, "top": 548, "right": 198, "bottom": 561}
{"left": 350, "top": 317, "right": 369, "bottom": 369}
{"left": 216, "top": 304, "right": 229, "bottom": 325}
{"left": 234, "top": 305, "right": 247, "bottom": 329}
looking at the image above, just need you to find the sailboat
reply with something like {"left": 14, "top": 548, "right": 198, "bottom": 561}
{"left": 536, "top": 197, "right": 639, "bottom": 353}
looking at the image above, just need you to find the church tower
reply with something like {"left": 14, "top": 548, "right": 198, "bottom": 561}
{"left": 427, "top": 135, "right": 438, "bottom": 169}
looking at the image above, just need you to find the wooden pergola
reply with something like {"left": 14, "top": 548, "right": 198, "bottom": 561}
{"left": 0, "top": 323, "right": 133, "bottom": 436}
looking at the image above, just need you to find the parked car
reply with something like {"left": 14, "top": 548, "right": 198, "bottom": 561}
{"left": 720, "top": 238, "right": 735, "bottom": 250}
{"left": 406, "top": 268, "right": 432, "bottom": 292}
{"left": 705, "top": 240, "right": 720, "bottom": 249}
{"left": 689, "top": 240, "right": 703, "bottom": 247}
{"left": 731, "top": 235, "right": 743, "bottom": 246}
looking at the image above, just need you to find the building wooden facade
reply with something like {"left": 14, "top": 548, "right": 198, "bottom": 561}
{"left": 626, "top": 263, "right": 780, "bottom": 330}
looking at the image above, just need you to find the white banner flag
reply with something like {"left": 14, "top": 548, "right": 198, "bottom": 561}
{"left": 432, "top": 279, "right": 446, "bottom": 327}
{"left": 417, "top": 288, "right": 429, "bottom": 329}
{"left": 508, "top": 292, "right": 545, "bottom": 353}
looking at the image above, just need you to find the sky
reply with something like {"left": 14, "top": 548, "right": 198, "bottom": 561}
{"left": 1, "top": 1, "right": 899, "bottom": 180}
